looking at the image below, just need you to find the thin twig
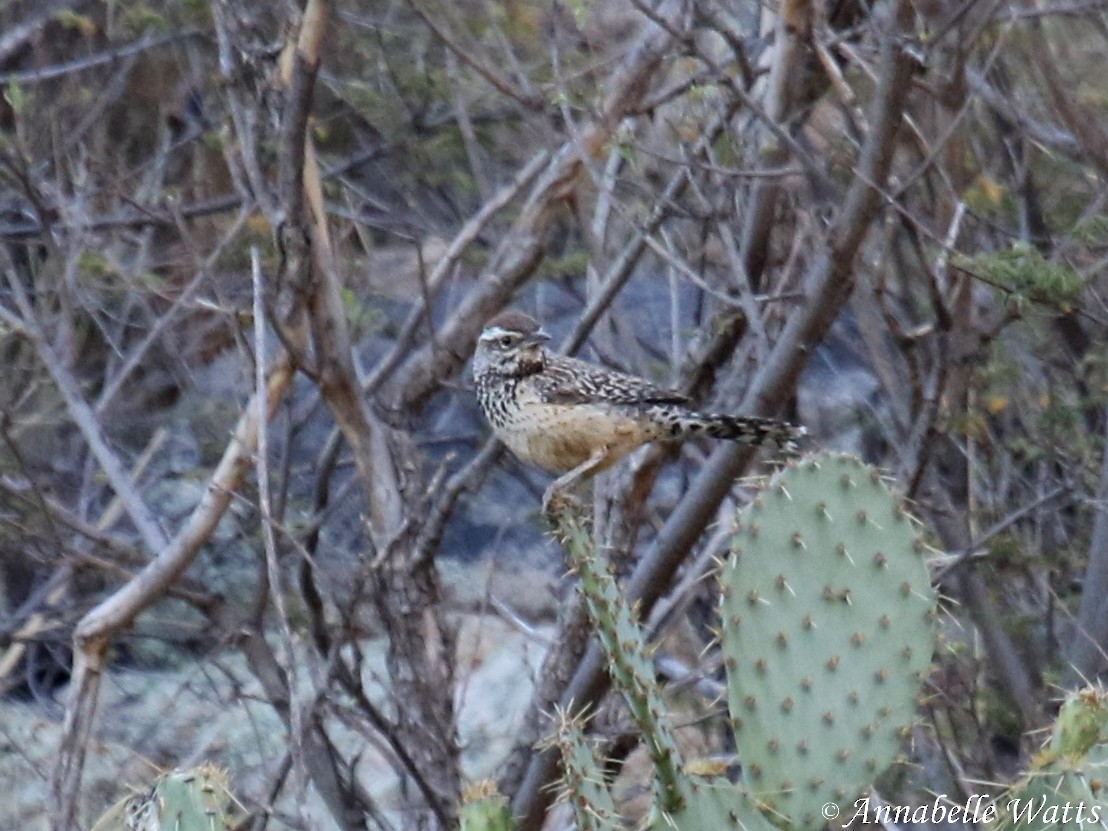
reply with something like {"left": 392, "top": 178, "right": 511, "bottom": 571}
{"left": 252, "top": 246, "right": 309, "bottom": 806}
{"left": 0, "top": 30, "right": 204, "bottom": 85}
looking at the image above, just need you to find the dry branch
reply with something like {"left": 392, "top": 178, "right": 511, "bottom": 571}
{"left": 48, "top": 351, "right": 299, "bottom": 831}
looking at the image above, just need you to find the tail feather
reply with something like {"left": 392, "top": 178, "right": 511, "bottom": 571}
{"left": 676, "top": 412, "right": 806, "bottom": 449}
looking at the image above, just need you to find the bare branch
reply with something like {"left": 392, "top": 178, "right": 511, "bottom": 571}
{"left": 0, "top": 30, "right": 204, "bottom": 85}
{"left": 1, "top": 262, "right": 168, "bottom": 553}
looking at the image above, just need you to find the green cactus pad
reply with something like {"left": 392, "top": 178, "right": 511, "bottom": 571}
{"left": 559, "top": 508, "right": 685, "bottom": 814}
{"left": 91, "top": 764, "right": 242, "bottom": 831}
{"left": 648, "top": 777, "right": 782, "bottom": 831}
{"left": 460, "top": 781, "right": 515, "bottom": 831}
{"left": 993, "top": 758, "right": 1108, "bottom": 831}
{"left": 992, "top": 688, "right": 1108, "bottom": 831}
{"left": 720, "top": 454, "right": 936, "bottom": 828}
{"left": 1050, "top": 688, "right": 1108, "bottom": 758}
{"left": 553, "top": 707, "right": 624, "bottom": 831}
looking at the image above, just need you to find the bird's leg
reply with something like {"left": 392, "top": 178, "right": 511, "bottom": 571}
{"left": 542, "top": 446, "right": 611, "bottom": 516}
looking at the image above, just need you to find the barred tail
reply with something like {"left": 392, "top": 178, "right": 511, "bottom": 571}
{"left": 686, "top": 413, "right": 806, "bottom": 450}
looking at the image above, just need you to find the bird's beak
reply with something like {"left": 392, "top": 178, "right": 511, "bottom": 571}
{"left": 526, "top": 329, "right": 550, "bottom": 346}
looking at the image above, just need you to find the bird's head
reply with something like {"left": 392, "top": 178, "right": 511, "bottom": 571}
{"left": 473, "top": 311, "right": 550, "bottom": 379}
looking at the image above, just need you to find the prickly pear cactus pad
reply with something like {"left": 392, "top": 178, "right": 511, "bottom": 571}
{"left": 460, "top": 780, "right": 515, "bottom": 831}
{"left": 90, "top": 763, "right": 242, "bottom": 831}
{"left": 991, "top": 748, "right": 1108, "bottom": 831}
{"left": 552, "top": 706, "right": 623, "bottom": 831}
{"left": 991, "top": 687, "right": 1108, "bottom": 831}
{"left": 647, "top": 778, "right": 783, "bottom": 831}
{"left": 720, "top": 454, "right": 936, "bottom": 828}
{"left": 1050, "top": 687, "right": 1108, "bottom": 757}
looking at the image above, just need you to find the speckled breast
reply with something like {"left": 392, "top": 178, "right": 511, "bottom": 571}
{"left": 478, "top": 375, "right": 654, "bottom": 473}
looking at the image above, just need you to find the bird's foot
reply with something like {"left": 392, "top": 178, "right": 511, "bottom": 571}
{"left": 542, "top": 485, "right": 584, "bottom": 519}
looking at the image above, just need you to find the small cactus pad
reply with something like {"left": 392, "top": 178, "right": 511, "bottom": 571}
{"left": 460, "top": 781, "right": 515, "bottom": 831}
{"left": 720, "top": 454, "right": 936, "bottom": 828}
{"left": 561, "top": 508, "right": 685, "bottom": 813}
{"left": 553, "top": 707, "right": 623, "bottom": 831}
{"left": 992, "top": 687, "right": 1108, "bottom": 831}
{"left": 1050, "top": 687, "right": 1108, "bottom": 758}
{"left": 91, "top": 764, "right": 241, "bottom": 831}
{"left": 648, "top": 778, "right": 782, "bottom": 831}
{"left": 993, "top": 756, "right": 1108, "bottom": 831}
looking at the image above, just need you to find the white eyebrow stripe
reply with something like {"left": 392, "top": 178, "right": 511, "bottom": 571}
{"left": 479, "top": 326, "right": 517, "bottom": 342}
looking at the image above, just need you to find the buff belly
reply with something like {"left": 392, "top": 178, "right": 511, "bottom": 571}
{"left": 496, "top": 403, "right": 656, "bottom": 473}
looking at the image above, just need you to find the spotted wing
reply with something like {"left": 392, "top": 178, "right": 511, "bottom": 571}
{"left": 537, "top": 355, "right": 688, "bottom": 406}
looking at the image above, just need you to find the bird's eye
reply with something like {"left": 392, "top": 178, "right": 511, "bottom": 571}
{"left": 499, "top": 335, "right": 514, "bottom": 348}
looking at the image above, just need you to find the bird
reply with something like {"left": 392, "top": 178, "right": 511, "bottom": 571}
{"left": 472, "top": 310, "right": 804, "bottom": 511}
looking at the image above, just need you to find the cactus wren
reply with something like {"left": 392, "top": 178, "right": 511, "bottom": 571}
{"left": 473, "top": 311, "right": 804, "bottom": 508}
